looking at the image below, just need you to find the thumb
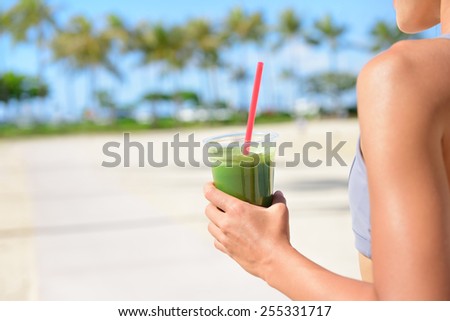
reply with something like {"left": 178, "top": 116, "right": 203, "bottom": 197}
{"left": 271, "top": 190, "right": 286, "bottom": 206}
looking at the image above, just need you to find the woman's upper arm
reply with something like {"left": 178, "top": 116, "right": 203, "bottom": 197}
{"left": 357, "top": 48, "right": 450, "bottom": 299}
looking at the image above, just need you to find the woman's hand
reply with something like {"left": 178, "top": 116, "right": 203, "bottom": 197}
{"left": 204, "top": 182, "right": 377, "bottom": 300}
{"left": 203, "top": 182, "right": 291, "bottom": 281}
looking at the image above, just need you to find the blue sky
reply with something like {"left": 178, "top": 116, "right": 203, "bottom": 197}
{"left": 0, "top": 0, "right": 439, "bottom": 119}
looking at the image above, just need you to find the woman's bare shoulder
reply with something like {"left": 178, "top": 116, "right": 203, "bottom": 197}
{"left": 357, "top": 38, "right": 450, "bottom": 129}
{"left": 360, "top": 38, "right": 450, "bottom": 86}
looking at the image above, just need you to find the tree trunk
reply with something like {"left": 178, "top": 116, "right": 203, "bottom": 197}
{"left": 210, "top": 66, "right": 219, "bottom": 103}
{"left": 65, "top": 69, "right": 75, "bottom": 111}
{"left": 173, "top": 69, "right": 182, "bottom": 127}
{"left": 84, "top": 67, "right": 97, "bottom": 120}
{"left": 37, "top": 26, "right": 45, "bottom": 80}
{"left": 293, "top": 40, "right": 303, "bottom": 109}
{"left": 90, "top": 67, "right": 97, "bottom": 110}
{"left": 329, "top": 44, "right": 338, "bottom": 71}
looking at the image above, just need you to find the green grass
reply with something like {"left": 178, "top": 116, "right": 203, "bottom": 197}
{"left": 0, "top": 113, "right": 295, "bottom": 138}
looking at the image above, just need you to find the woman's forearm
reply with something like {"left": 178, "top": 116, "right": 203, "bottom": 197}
{"left": 264, "top": 245, "right": 378, "bottom": 300}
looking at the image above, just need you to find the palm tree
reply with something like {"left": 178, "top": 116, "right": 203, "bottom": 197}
{"left": 129, "top": 21, "right": 156, "bottom": 92}
{"left": 225, "top": 7, "right": 266, "bottom": 48}
{"left": 3, "top": 0, "right": 58, "bottom": 79}
{"left": 103, "top": 14, "right": 130, "bottom": 53}
{"left": 230, "top": 66, "right": 249, "bottom": 109}
{"left": 132, "top": 22, "right": 193, "bottom": 123}
{"left": 164, "top": 25, "right": 192, "bottom": 89}
{"left": 224, "top": 7, "right": 267, "bottom": 109}
{"left": 99, "top": 14, "right": 131, "bottom": 118}
{"left": 134, "top": 22, "right": 191, "bottom": 89}
{"left": 369, "top": 20, "right": 419, "bottom": 52}
{"left": 307, "top": 14, "right": 347, "bottom": 71}
{"left": 305, "top": 14, "right": 351, "bottom": 114}
{"left": 186, "top": 18, "right": 224, "bottom": 103}
{"left": 276, "top": 8, "right": 304, "bottom": 108}
{"left": 276, "top": 8, "right": 302, "bottom": 48}
{"left": 50, "top": 15, "right": 120, "bottom": 113}
{"left": 279, "top": 68, "right": 301, "bottom": 110}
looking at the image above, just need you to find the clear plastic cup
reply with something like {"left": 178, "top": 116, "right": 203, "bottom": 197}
{"left": 204, "top": 132, "right": 278, "bottom": 207}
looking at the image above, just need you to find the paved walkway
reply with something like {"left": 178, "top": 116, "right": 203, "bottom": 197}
{"left": 0, "top": 119, "right": 360, "bottom": 300}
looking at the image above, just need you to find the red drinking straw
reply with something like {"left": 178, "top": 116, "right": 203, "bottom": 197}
{"left": 244, "top": 61, "right": 264, "bottom": 155}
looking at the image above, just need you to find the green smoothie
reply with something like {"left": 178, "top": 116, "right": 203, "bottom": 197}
{"left": 205, "top": 132, "right": 276, "bottom": 207}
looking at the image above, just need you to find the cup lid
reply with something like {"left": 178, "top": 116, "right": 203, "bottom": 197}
{"left": 203, "top": 131, "right": 278, "bottom": 146}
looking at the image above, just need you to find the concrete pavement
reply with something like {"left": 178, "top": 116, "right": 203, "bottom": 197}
{"left": 0, "top": 119, "right": 360, "bottom": 300}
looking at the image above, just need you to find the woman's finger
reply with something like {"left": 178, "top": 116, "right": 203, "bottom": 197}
{"left": 203, "top": 182, "right": 239, "bottom": 212}
{"left": 205, "top": 203, "right": 226, "bottom": 228}
{"left": 272, "top": 190, "right": 286, "bottom": 206}
{"left": 207, "top": 221, "right": 227, "bottom": 245}
{"left": 214, "top": 240, "right": 228, "bottom": 255}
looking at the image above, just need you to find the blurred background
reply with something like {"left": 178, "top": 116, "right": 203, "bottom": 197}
{"left": 0, "top": 0, "right": 436, "bottom": 300}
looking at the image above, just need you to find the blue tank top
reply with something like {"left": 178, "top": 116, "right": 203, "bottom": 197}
{"left": 348, "top": 34, "right": 450, "bottom": 258}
